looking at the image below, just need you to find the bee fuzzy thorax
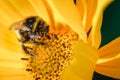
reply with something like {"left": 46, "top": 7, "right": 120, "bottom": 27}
{"left": 11, "top": 16, "right": 79, "bottom": 80}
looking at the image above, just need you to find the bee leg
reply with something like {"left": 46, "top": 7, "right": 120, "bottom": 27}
{"left": 30, "top": 38, "right": 45, "bottom": 46}
{"left": 33, "top": 41, "right": 45, "bottom": 45}
{"left": 22, "top": 44, "right": 37, "bottom": 57}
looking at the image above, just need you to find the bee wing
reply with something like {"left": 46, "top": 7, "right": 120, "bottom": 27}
{"left": 9, "top": 21, "right": 28, "bottom": 30}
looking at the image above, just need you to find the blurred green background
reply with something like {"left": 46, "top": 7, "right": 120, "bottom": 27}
{"left": 94, "top": 0, "right": 120, "bottom": 80}
{"left": 100, "top": 0, "right": 120, "bottom": 47}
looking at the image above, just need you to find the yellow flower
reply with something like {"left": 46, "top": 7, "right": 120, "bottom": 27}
{"left": 0, "top": 0, "right": 120, "bottom": 80}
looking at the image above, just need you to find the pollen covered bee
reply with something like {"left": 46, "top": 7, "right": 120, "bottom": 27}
{"left": 10, "top": 16, "right": 50, "bottom": 57}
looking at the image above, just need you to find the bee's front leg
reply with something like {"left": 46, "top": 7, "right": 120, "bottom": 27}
{"left": 22, "top": 44, "right": 37, "bottom": 57}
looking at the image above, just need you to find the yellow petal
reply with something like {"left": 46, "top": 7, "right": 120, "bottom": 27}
{"left": 61, "top": 40, "right": 98, "bottom": 80}
{"left": 29, "top": 0, "right": 52, "bottom": 21}
{"left": 84, "top": 0, "right": 98, "bottom": 32}
{"left": 76, "top": 0, "right": 98, "bottom": 32}
{"left": 88, "top": 13, "right": 103, "bottom": 49}
{"left": 0, "top": 0, "right": 38, "bottom": 27}
{"left": 88, "top": 0, "right": 114, "bottom": 48}
{"left": 0, "top": 24, "right": 26, "bottom": 80}
{"left": 0, "top": 48, "right": 26, "bottom": 80}
{"left": 0, "top": 76, "right": 25, "bottom": 80}
{"left": 95, "top": 37, "right": 120, "bottom": 79}
{"left": 76, "top": 0, "right": 86, "bottom": 25}
{"left": 0, "top": 59, "right": 26, "bottom": 80}
{"left": 0, "top": 24, "right": 22, "bottom": 52}
{"left": 49, "top": 0, "right": 87, "bottom": 41}
{"left": 43, "top": 0, "right": 70, "bottom": 34}
{"left": 0, "top": 58, "right": 26, "bottom": 80}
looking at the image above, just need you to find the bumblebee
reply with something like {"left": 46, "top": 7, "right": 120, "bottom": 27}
{"left": 10, "top": 16, "right": 50, "bottom": 57}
